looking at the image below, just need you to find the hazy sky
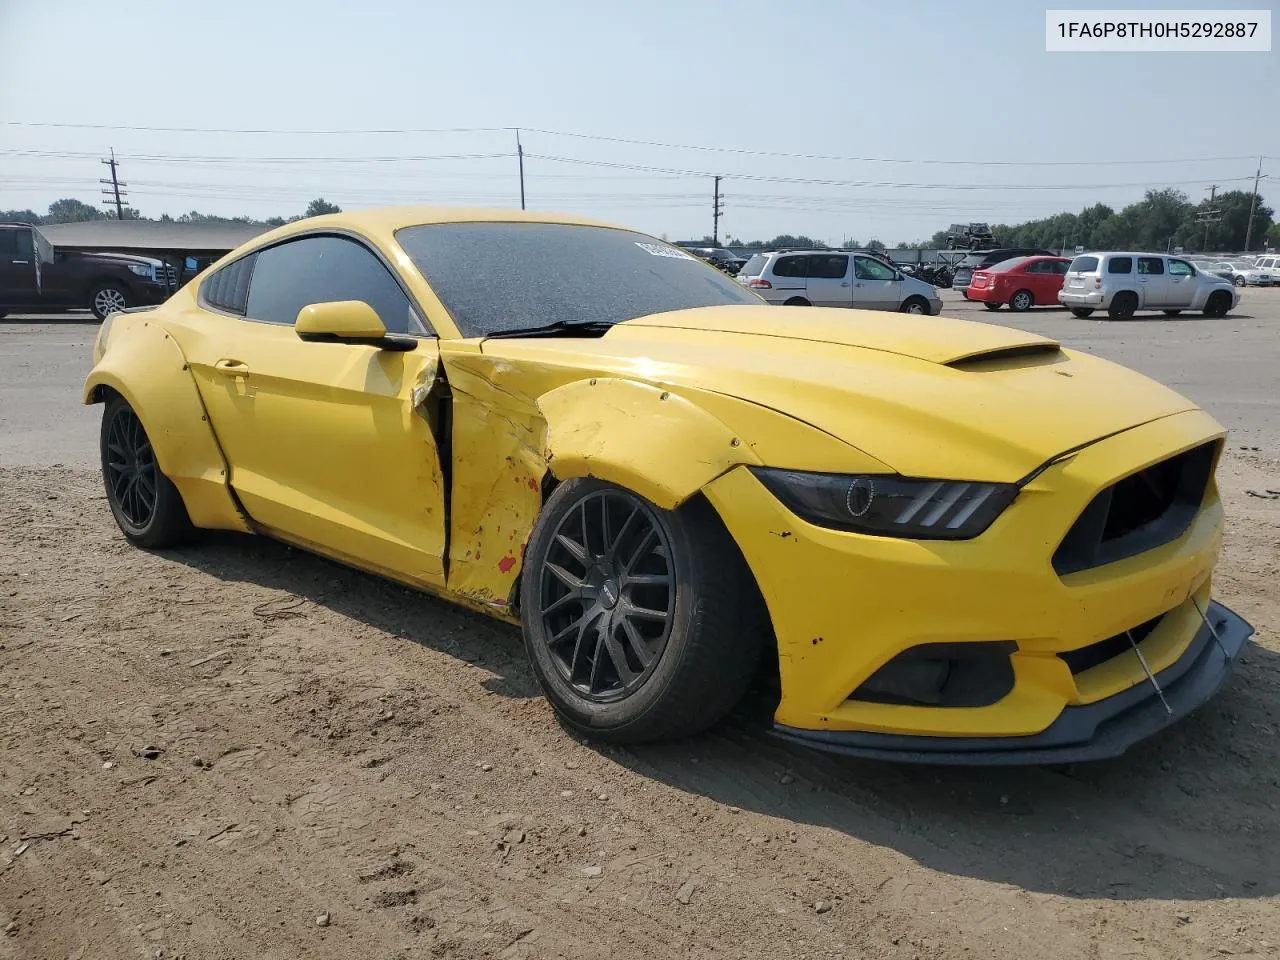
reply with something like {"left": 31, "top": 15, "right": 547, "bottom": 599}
{"left": 1, "top": 0, "right": 1276, "bottom": 244}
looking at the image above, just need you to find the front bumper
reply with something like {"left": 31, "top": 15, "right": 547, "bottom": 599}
{"left": 133, "top": 280, "right": 171, "bottom": 305}
{"left": 926, "top": 296, "right": 944, "bottom": 315}
{"left": 701, "top": 409, "right": 1237, "bottom": 761}
{"left": 776, "top": 600, "right": 1251, "bottom": 764}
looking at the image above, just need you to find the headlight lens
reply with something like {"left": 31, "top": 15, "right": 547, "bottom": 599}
{"left": 751, "top": 468, "right": 1018, "bottom": 540}
{"left": 127, "top": 262, "right": 154, "bottom": 278}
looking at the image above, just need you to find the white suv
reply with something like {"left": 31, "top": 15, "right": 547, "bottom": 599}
{"left": 1058, "top": 252, "right": 1239, "bottom": 320}
{"left": 1253, "top": 254, "right": 1280, "bottom": 282}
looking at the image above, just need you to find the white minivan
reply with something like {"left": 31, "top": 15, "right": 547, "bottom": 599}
{"left": 736, "top": 250, "right": 943, "bottom": 315}
{"left": 1058, "top": 252, "right": 1239, "bottom": 320}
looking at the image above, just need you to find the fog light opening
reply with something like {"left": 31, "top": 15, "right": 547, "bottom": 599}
{"left": 851, "top": 642, "right": 1016, "bottom": 708}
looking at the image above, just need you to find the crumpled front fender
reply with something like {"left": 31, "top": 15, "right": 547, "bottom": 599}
{"left": 536, "top": 377, "right": 764, "bottom": 510}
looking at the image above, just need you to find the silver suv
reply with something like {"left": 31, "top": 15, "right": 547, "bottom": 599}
{"left": 736, "top": 250, "right": 943, "bottom": 315}
{"left": 1058, "top": 252, "right": 1239, "bottom": 320}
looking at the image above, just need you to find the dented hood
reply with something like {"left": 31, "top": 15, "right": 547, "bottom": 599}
{"left": 479, "top": 305, "right": 1202, "bottom": 481}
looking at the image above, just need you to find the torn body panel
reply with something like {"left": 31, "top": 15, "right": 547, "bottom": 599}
{"left": 83, "top": 314, "right": 249, "bottom": 532}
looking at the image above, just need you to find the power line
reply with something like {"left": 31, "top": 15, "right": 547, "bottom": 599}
{"left": 2, "top": 119, "right": 1264, "bottom": 168}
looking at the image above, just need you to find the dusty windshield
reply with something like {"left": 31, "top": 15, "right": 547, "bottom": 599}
{"left": 396, "top": 222, "right": 761, "bottom": 338}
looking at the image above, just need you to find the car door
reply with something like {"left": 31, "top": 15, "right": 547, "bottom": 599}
{"left": 804, "top": 253, "right": 851, "bottom": 307}
{"left": 183, "top": 232, "right": 448, "bottom": 586}
{"left": 1135, "top": 256, "right": 1169, "bottom": 307}
{"left": 768, "top": 254, "right": 809, "bottom": 302}
{"left": 0, "top": 228, "right": 39, "bottom": 304}
{"left": 1165, "top": 257, "right": 1197, "bottom": 306}
{"left": 1045, "top": 258, "right": 1069, "bottom": 303}
{"left": 850, "top": 255, "right": 901, "bottom": 310}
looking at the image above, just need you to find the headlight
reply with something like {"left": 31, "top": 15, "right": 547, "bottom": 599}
{"left": 751, "top": 468, "right": 1018, "bottom": 540}
{"left": 127, "top": 262, "right": 155, "bottom": 279}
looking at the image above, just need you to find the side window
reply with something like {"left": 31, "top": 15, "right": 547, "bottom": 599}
{"left": 771, "top": 255, "right": 808, "bottom": 279}
{"left": 807, "top": 254, "right": 849, "bottom": 280}
{"left": 0, "top": 230, "right": 16, "bottom": 257}
{"left": 12, "top": 230, "right": 34, "bottom": 259}
{"left": 1168, "top": 259, "right": 1193, "bottom": 277}
{"left": 1051, "top": 260, "right": 1069, "bottom": 274}
{"left": 854, "top": 256, "right": 897, "bottom": 281}
{"left": 245, "top": 235, "right": 425, "bottom": 334}
{"left": 200, "top": 254, "right": 258, "bottom": 316}
{"left": 1024, "top": 260, "right": 1047, "bottom": 274}
{"left": 1107, "top": 256, "right": 1133, "bottom": 274}
{"left": 1137, "top": 256, "right": 1164, "bottom": 276}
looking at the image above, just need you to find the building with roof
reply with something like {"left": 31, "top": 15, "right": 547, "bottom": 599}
{"left": 39, "top": 220, "right": 271, "bottom": 284}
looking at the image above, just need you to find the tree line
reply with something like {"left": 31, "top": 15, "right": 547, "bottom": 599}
{"left": 704, "top": 188, "right": 1277, "bottom": 254}
{"left": 0, "top": 197, "right": 342, "bottom": 227}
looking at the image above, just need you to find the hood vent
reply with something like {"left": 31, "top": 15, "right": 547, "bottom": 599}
{"left": 945, "top": 342, "right": 1064, "bottom": 370}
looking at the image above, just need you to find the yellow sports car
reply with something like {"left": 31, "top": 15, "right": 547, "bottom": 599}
{"left": 85, "top": 207, "right": 1252, "bottom": 763}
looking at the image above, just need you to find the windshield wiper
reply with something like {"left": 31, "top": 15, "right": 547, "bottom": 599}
{"left": 483, "top": 319, "right": 615, "bottom": 340}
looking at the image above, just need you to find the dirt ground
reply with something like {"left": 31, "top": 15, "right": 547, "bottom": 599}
{"left": 2, "top": 298, "right": 1279, "bottom": 960}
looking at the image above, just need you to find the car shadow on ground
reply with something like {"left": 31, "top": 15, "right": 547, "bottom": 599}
{"left": 167, "top": 530, "right": 1279, "bottom": 904}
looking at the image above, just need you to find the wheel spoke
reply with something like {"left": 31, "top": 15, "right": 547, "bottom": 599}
{"left": 607, "top": 505, "right": 640, "bottom": 560}
{"left": 622, "top": 599, "right": 669, "bottom": 624}
{"left": 545, "top": 561, "right": 583, "bottom": 591}
{"left": 553, "top": 532, "right": 588, "bottom": 566}
{"left": 568, "top": 608, "right": 605, "bottom": 683}
{"left": 542, "top": 588, "right": 583, "bottom": 618}
{"left": 600, "top": 624, "right": 638, "bottom": 685}
{"left": 548, "top": 614, "right": 585, "bottom": 646}
{"left": 620, "top": 617, "right": 654, "bottom": 668}
{"left": 622, "top": 528, "right": 658, "bottom": 574}
{"left": 622, "top": 571, "right": 671, "bottom": 588}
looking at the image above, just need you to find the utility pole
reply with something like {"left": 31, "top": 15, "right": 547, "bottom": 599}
{"left": 1243, "top": 156, "right": 1266, "bottom": 252}
{"left": 100, "top": 148, "right": 127, "bottom": 219}
{"left": 515, "top": 129, "right": 526, "bottom": 210}
{"left": 1197, "top": 184, "right": 1221, "bottom": 253}
{"left": 712, "top": 176, "right": 723, "bottom": 245}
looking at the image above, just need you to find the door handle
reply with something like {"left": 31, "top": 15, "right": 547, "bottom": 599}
{"left": 841, "top": 281, "right": 851, "bottom": 287}
{"left": 11, "top": 259, "right": 29, "bottom": 265}
{"left": 213, "top": 359, "right": 250, "bottom": 378}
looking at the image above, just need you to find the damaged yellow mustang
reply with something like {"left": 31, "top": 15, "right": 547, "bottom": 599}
{"left": 84, "top": 207, "right": 1253, "bottom": 763}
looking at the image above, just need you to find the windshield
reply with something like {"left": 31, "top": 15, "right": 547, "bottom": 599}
{"left": 396, "top": 222, "right": 760, "bottom": 337}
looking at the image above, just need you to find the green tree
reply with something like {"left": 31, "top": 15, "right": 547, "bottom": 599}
{"left": 0, "top": 208, "right": 43, "bottom": 224}
{"left": 46, "top": 198, "right": 106, "bottom": 223}
{"left": 304, "top": 198, "right": 342, "bottom": 218}
{"left": 864, "top": 238, "right": 886, "bottom": 253}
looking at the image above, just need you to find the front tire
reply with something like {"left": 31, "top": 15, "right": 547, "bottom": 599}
{"left": 1233, "top": 275, "right": 1246, "bottom": 287}
{"left": 520, "top": 479, "right": 766, "bottom": 744}
{"left": 983, "top": 302, "right": 1001, "bottom": 311}
{"left": 90, "top": 283, "right": 130, "bottom": 320}
{"left": 900, "top": 296, "right": 930, "bottom": 315}
{"left": 1009, "top": 289, "right": 1034, "bottom": 312}
{"left": 1203, "top": 291, "right": 1231, "bottom": 318}
{"left": 100, "top": 395, "right": 194, "bottom": 548}
{"left": 1107, "top": 292, "right": 1137, "bottom": 321}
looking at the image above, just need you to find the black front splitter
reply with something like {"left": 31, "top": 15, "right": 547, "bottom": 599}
{"left": 774, "top": 600, "right": 1253, "bottom": 766}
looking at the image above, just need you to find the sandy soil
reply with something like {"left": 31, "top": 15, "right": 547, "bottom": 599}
{"left": 1, "top": 449, "right": 1277, "bottom": 960}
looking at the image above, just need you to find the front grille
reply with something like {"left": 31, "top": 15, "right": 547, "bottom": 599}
{"left": 1057, "top": 613, "right": 1163, "bottom": 675}
{"left": 1052, "top": 441, "right": 1218, "bottom": 576}
{"left": 158, "top": 262, "right": 178, "bottom": 291}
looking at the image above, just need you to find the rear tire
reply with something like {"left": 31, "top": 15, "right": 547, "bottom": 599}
{"left": 520, "top": 479, "right": 766, "bottom": 744}
{"left": 1009, "top": 289, "right": 1034, "bottom": 312}
{"left": 783, "top": 297, "right": 811, "bottom": 306}
{"left": 1162, "top": 309, "right": 1182, "bottom": 316}
{"left": 90, "top": 283, "right": 130, "bottom": 321}
{"left": 1203, "top": 291, "right": 1231, "bottom": 318}
{"left": 100, "top": 395, "right": 194, "bottom": 548}
{"left": 900, "top": 296, "right": 930, "bottom": 315}
{"left": 1107, "top": 292, "right": 1137, "bottom": 321}
{"left": 1233, "top": 275, "right": 1246, "bottom": 287}
{"left": 1069, "top": 307, "right": 1094, "bottom": 318}
{"left": 983, "top": 302, "right": 1001, "bottom": 311}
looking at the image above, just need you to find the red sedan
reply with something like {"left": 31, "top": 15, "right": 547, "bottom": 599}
{"left": 967, "top": 255, "right": 1070, "bottom": 312}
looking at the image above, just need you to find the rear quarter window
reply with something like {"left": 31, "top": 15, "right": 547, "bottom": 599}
{"left": 771, "top": 255, "right": 808, "bottom": 279}
{"left": 739, "top": 254, "right": 768, "bottom": 277}
{"left": 1107, "top": 257, "right": 1133, "bottom": 274}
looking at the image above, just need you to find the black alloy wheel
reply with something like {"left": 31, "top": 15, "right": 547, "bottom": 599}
{"left": 536, "top": 489, "right": 675, "bottom": 701}
{"left": 100, "top": 396, "right": 194, "bottom": 548}
{"left": 104, "top": 403, "right": 159, "bottom": 531}
{"left": 520, "top": 478, "right": 767, "bottom": 744}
